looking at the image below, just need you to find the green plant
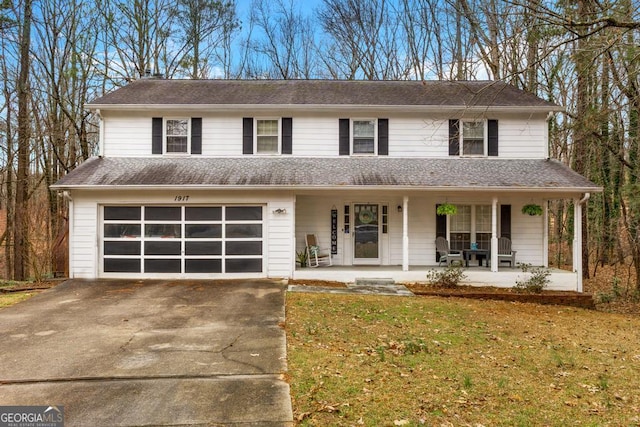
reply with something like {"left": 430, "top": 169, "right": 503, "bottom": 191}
{"left": 521, "top": 204, "right": 543, "bottom": 216}
{"left": 514, "top": 263, "right": 550, "bottom": 293}
{"left": 296, "top": 250, "right": 308, "bottom": 267}
{"left": 436, "top": 203, "right": 457, "bottom": 216}
{"left": 426, "top": 265, "right": 466, "bottom": 288}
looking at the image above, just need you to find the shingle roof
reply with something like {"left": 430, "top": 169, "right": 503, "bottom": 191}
{"left": 88, "top": 79, "right": 560, "bottom": 110}
{"left": 52, "top": 157, "right": 600, "bottom": 192}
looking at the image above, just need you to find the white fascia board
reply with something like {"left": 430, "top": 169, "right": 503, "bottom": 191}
{"left": 51, "top": 184, "right": 600, "bottom": 193}
{"left": 86, "top": 103, "right": 564, "bottom": 114}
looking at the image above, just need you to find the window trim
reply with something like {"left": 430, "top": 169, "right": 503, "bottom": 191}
{"left": 447, "top": 204, "right": 493, "bottom": 251}
{"left": 351, "top": 118, "right": 378, "bottom": 155}
{"left": 254, "top": 117, "right": 282, "bottom": 155}
{"left": 460, "top": 119, "right": 487, "bottom": 157}
{"left": 163, "top": 117, "right": 191, "bottom": 155}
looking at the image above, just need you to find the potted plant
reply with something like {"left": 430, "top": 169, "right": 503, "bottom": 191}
{"left": 521, "top": 204, "right": 543, "bottom": 216}
{"left": 437, "top": 203, "right": 458, "bottom": 216}
{"left": 296, "top": 250, "right": 308, "bottom": 267}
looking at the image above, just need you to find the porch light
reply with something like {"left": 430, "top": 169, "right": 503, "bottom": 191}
{"left": 397, "top": 205, "right": 402, "bottom": 213}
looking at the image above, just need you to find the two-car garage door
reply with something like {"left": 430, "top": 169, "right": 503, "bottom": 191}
{"left": 101, "top": 205, "right": 264, "bottom": 275}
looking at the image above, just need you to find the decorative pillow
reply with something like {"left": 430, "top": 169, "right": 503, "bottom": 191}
{"left": 310, "top": 245, "right": 319, "bottom": 256}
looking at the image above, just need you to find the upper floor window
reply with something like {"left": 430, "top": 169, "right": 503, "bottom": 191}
{"left": 256, "top": 119, "right": 280, "bottom": 154}
{"left": 449, "top": 119, "right": 498, "bottom": 157}
{"left": 352, "top": 119, "right": 376, "bottom": 154}
{"left": 339, "top": 118, "right": 388, "bottom": 156}
{"left": 165, "top": 118, "right": 190, "bottom": 153}
{"left": 461, "top": 121, "right": 485, "bottom": 156}
{"left": 242, "top": 117, "right": 291, "bottom": 155}
{"left": 152, "top": 117, "right": 201, "bottom": 155}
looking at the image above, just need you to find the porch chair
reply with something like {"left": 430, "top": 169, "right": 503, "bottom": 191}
{"left": 496, "top": 237, "right": 517, "bottom": 267}
{"left": 305, "top": 234, "right": 332, "bottom": 268}
{"left": 435, "top": 236, "right": 464, "bottom": 266}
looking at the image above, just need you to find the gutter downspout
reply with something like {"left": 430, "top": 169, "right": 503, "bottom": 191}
{"left": 96, "top": 109, "right": 104, "bottom": 157}
{"left": 574, "top": 192, "right": 590, "bottom": 292}
{"left": 63, "top": 191, "right": 74, "bottom": 279}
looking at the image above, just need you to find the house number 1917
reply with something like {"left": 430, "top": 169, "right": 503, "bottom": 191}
{"left": 174, "top": 195, "right": 190, "bottom": 201}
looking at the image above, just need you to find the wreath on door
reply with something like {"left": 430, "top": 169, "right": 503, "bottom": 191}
{"left": 358, "top": 209, "right": 375, "bottom": 224}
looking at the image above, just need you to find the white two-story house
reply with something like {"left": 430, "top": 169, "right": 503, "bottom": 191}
{"left": 52, "top": 79, "right": 601, "bottom": 291}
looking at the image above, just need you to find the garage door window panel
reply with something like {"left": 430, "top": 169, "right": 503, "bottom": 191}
{"left": 104, "top": 241, "right": 140, "bottom": 256}
{"left": 226, "top": 224, "right": 262, "bottom": 238}
{"left": 226, "top": 206, "right": 262, "bottom": 221}
{"left": 226, "top": 241, "right": 263, "bottom": 256}
{"left": 186, "top": 259, "right": 222, "bottom": 273}
{"left": 145, "top": 206, "right": 181, "bottom": 221}
{"left": 105, "top": 206, "right": 141, "bottom": 221}
{"left": 186, "top": 241, "right": 222, "bottom": 256}
{"left": 145, "top": 259, "right": 181, "bottom": 273}
{"left": 185, "top": 224, "right": 221, "bottom": 238}
{"left": 105, "top": 258, "right": 140, "bottom": 273}
{"left": 145, "top": 224, "right": 181, "bottom": 238}
{"left": 185, "top": 207, "right": 222, "bottom": 221}
{"left": 104, "top": 224, "right": 141, "bottom": 238}
{"left": 226, "top": 258, "right": 262, "bottom": 273}
{"left": 145, "top": 241, "right": 181, "bottom": 256}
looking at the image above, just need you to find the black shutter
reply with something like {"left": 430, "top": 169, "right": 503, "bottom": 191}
{"left": 435, "top": 204, "right": 447, "bottom": 262}
{"left": 191, "top": 117, "right": 202, "bottom": 154}
{"left": 282, "top": 117, "right": 292, "bottom": 154}
{"left": 339, "top": 118, "right": 350, "bottom": 155}
{"left": 449, "top": 119, "right": 460, "bottom": 156}
{"left": 378, "top": 118, "right": 389, "bottom": 155}
{"left": 243, "top": 117, "right": 253, "bottom": 155}
{"left": 152, "top": 117, "right": 163, "bottom": 154}
{"left": 500, "top": 205, "right": 511, "bottom": 239}
{"left": 488, "top": 119, "right": 498, "bottom": 156}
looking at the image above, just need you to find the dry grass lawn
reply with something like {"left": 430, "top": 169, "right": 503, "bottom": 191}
{"left": 286, "top": 293, "right": 640, "bottom": 426}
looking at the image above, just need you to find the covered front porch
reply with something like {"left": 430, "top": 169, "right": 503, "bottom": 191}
{"left": 293, "top": 189, "right": 588, "bottom": 292}
{"left": 292, "top": 265, "right": 579, "bottom": 292}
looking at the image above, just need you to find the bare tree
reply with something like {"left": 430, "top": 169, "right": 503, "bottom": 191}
{"left": 14, "top": 0, "right": 32, "bottom": 280}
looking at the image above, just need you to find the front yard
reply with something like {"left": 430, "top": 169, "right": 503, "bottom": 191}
{"left": 286, "top": 292, "right": 640, "bottom": 426}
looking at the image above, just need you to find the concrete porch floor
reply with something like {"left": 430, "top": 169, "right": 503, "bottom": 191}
{"left": 292, "top": 265, "right": 579, "bottom": 292}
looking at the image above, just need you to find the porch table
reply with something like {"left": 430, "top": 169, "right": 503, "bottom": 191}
{"left": 463, "top": 249, "right": 490, "bottom": 267}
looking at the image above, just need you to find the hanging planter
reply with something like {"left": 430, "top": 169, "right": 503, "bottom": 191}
{"left": 521, "top": 204, "right": 543, "bottom": 216}
{"left": 437, "top": 203, "right": 458, "bottom": 216}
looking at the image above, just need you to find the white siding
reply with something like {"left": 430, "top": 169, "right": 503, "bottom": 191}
{"left": 498, "top": 116, "right": 547, "bottom": 159}
{"left": 103, "top": 112, "right": 153, "bottom": 157}
{"left": 70, "top": 194, "right": 98, "bottom": 278}
{"left": 389, "top": 118, "right": 449, "bottom": 157}
{"left": 202, "top": 115, "right": 243, "bottom": 156}
{"left": 101, "top": 111, "right": 548, "bottom": 159}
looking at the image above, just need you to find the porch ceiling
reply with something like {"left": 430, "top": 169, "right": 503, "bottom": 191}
{"left": 52, "top": 156, "right": 601, "bottom": 194}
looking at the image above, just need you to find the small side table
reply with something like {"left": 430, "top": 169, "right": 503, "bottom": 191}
{"left": 464, "top": 249, "right": 490, "bottom": 267}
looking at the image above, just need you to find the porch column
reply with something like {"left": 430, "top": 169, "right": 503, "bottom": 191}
{"left": 491, "top": 197, "right": 498, "bottom": 272}
{"left": 574, "top": 197, "right": 583, "bottom": 292}
{"left": 402, "top": 196, "right": 409, "bottom": 271}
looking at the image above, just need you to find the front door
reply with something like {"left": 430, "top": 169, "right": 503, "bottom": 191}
{"left": 353, "top": 204, "right": 380, "bottom": 264}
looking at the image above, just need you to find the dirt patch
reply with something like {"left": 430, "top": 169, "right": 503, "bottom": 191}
{"left": 287, "top": 279, "right": 347, "bottom": 288}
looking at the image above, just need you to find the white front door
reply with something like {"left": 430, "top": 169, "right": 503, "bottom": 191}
{"left": 353, "top": 203, "right": 380, "bottom": 265}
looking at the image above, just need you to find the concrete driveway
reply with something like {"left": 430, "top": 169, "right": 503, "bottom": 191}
{"left": 0, "top": 279, "right": 293, "bottom": 426}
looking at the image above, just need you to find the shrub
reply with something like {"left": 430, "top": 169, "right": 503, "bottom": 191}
{"left": 426, "top": 265, "right": 466, "bottom": 288}
{"left": 514, "top": 263, "right": 550, "bottom": 293}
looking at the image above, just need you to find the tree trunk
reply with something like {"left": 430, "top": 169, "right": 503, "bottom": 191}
{"left": 13, "top": 0, "right": 32, "bottom": 281}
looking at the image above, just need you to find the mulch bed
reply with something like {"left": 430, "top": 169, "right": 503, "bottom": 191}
{"left": 406, "top": 284, "right": 596, "bottom": 309}
{"left": 0, "top": 280, "right": 63, "bottom": 293}
{"left": 288, "top": 280, "right": 595, "bottom": 309}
